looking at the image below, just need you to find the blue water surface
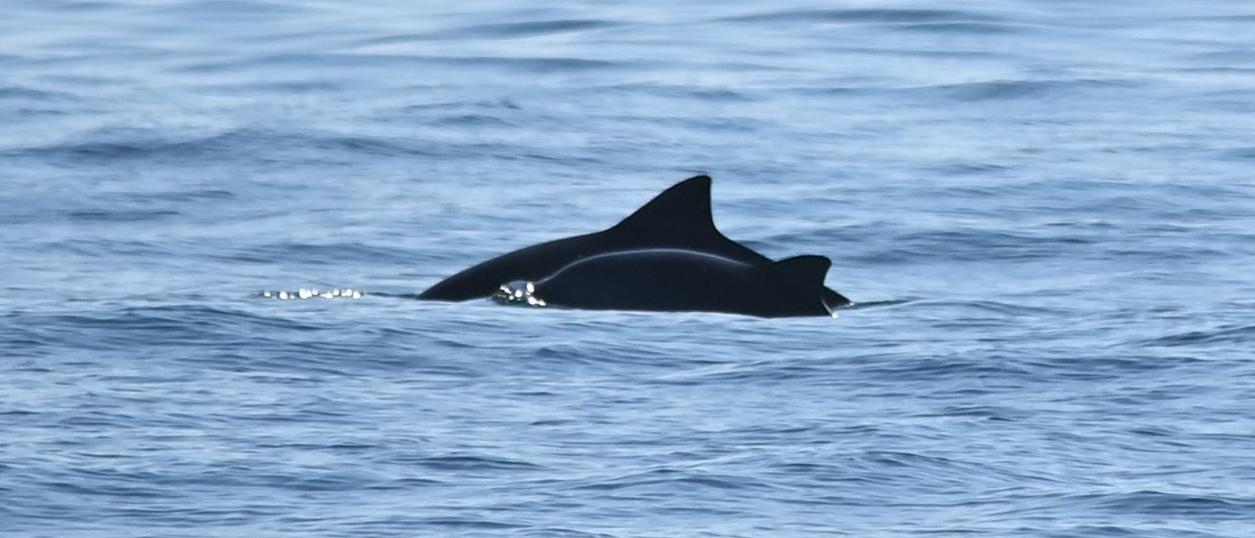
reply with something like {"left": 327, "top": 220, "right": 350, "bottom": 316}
{"left": 3, "top": 1, "right": 1255, "bottom": 536}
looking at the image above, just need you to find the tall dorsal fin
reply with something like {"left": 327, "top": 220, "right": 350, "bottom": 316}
{"left": 609, "top": 175, "right": 715, "bottom": 242}
{"left": 768, "top": 255, "right": 831, "bottom": 290}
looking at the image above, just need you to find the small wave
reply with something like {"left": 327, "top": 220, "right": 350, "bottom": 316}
{"left": 514, "top": 529, "right": 616, "bottom": 538}
{"left": 912, "top": 404, "right": 1025, "bottom": 421}
{"left": 573, "top": 467, "right": 772, "bottom": 493}
{"left": 845, "top": 450, "right": 1040, "bottom": 491}
{"left": 355, "top": 19, "right": 620, "bottom": 46}
{"left": 920, "top": 78, "right": 1137, "bottom": 102}
{"left": 1182, "top": 14, "right": 1255, "bottom": 22}
{"left": 453, "top": 19, "right": 620, "bottom": 38}
{"left": 146, "top": 0, "right": 314, "bottom": 19}
{"left": 1220, "top": 147, "right": 1255, "bottom": 161}
{"left": 930, "top": 162, "right": 1014, "bottom": 175}
{"left": 724, "top": 8, "right": 1003, "bottom": 24}
{"left": 20, "top": 304, "right": 328, "bottom": 353}
{"left": 431, "top": 55, "right": 620, "bottom": 72}
{"left": 414, "top": 519, "right": 524, "bottom": 531}
{"left": 125, "top": 305, "right": 327, "bottom": 331}
{"left": 0, "top": 85, "right": 81, "bottom": 102}
{"left": 35, "top": 237, "right": 170, "bottom": 258}
{"left": 6, "top": 128, "right": 252, "bottom": 163}
{"left": 1190, "top": 49, "right": 1255, "bottom": 65}
{"left": 400, "top": 99, "right": 521, "bottom": 112}
{"left": 1140, "top": 324, "right": 1255, "bottom": 347}
{"left": 177, "top": 53, "right": 619, "bottom": 75}
{"left": 950, "top": 300, "right": 1069, "bottom": 317}
{"left": 812, "top": 226, "right": 1097, "bottom": 264}
{"left": 430, "top": 19, "right": 622, "bottom": 41}
{"left": 844, "top": 298, "right": 917, "bottom": 310}
{"left": 5, "top": 127, "right": 443, "bottom": 164}
{"left": 143, "top": 189, "right": 235, "bottom": 202}
{"left": 601, "top": 82, "right": 758, "bottom": 102}
{"left": 233, "top": 241, "right": 415, "bottom": 266}
{"left": 64, "top": 209, "right": 181, "bottom": 223}
{"left": 858, "top": 354, "right": 1033, "bottom": 382}
{"left": 196, "top": 79, "right": 345, "bottom": 96}
{"left": 55, "top": 1, "right": 120, "bottom": 10}
{"left": 891, "top": 21, "right": 1023, "bottom": 34}
{"left": 44, "top": 480, "right": 167, "bottom": 499}
{"left": 428, "top": 113, "right": 518, "bottom": 128}
{"left": 722, "top": 7, "right": 1039, "bottom": 36}
{"left": 413, "top": 455, "right": 542, "bottom": 472}
{"left": 655, "top": 361, "right": 828, "bottom": 385}
{"left": 1034, "top": 354, "right": 1201, "bottom": 379}
{"left": 1073, "top": 490, "right": 1255, "bottom": 518}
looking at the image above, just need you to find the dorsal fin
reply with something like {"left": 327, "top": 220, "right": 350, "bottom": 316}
{"left": 610, "top": 174, "right": 714, "bottom": 240}
{"left": 768, "top": 255, "right": 831, "bottom": 290}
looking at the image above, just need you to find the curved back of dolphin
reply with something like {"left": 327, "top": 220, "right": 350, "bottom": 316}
{"left": 418, "top": 175, "right": 851, "bottom": 309}
{"left": 531, "top": 249, "right": 834, "bottom": 317}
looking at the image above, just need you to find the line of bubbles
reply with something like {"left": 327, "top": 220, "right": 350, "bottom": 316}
{"left": 259, "top": 288, "right": 363, "bottom": 300}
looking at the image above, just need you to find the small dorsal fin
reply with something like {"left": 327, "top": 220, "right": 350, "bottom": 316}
{"left": 768, "top": 255, "right": 831, "bottom": 290}
{"left": 609, "top": 174, "right": 714, "bottom": 241}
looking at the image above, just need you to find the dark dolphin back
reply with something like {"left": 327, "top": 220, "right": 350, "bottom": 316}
{"left": 532, "top": 250, "right": 834, "bottom": 318}
{"left": 418, "top": 174, "right": 852, "bottom": 307}
{"left": 417, "top": 231, "right": 605, "bottom": 301}
{"left": 535, "top": 250, "right": 748, "bottom": 312}
{"left": 420, "top": 175, "right": 750, "bottom": 301}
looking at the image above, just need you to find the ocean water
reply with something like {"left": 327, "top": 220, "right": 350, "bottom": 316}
{"left": 3, "top": 0, "right": 1255, "bottom": 536}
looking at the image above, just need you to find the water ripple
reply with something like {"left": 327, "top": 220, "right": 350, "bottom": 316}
{"left": 1140, "top": 324, "right": 1255, "bottom": 348}
{"left": 723, "top": 8, "right": 1004, "bottom": 24}
{"left": 177, "top": 53, "right": 621, "bottom": 75}
{"left": 361, "top": 19, "right": 623, "bottom": 44}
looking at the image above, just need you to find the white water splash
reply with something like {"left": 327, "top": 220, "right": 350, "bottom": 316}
{"left": 259, "top": 288, "right": 363, "bottom": 300}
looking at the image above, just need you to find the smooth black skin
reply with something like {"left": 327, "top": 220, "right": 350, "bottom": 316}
{"left": 533, "top": 249, "right": 833, "bottom": 317}
{"left": 419, "top": 175, "right": 852, "bottom": 309}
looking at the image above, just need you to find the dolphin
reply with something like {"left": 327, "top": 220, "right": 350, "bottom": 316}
{"left": 418, "top": 175, "right": 851, "bottom": 309}
{"left": 492, "top": 249, "right": 835, "bottom": 318}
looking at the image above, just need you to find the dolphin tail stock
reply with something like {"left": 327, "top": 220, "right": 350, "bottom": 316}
{"left": 764, "top": 255, "right": 839, "bottom": 316}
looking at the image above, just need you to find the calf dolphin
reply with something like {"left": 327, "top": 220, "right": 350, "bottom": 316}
{"left": 419, "top": 175, "right": 851, "bottom": 309}
{"left": 493, "top": 249, "right": 834, "bottom": 317}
